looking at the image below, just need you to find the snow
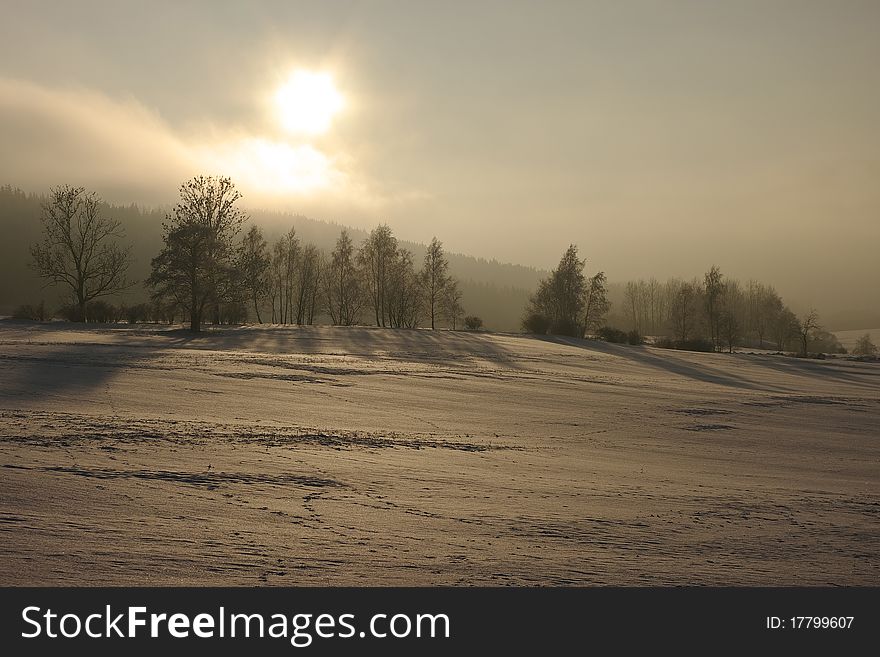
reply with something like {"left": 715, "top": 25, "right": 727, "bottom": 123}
{"left": 1, "top": 320, "right": 878, "bottom": 584}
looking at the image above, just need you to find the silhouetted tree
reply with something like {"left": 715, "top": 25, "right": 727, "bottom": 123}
{"left": 421, "top": 237, "right": 450, "bottom": 329}
{"left": 269, "top": 228, "right": 299, "bottom": 324}
{"left": 853, "top": 333, "right": 877, "bottom": 356}
{"left": 798, "top": 309, "right": 820, "bottom": 355}
{"left": 296, "top": 243, "right": 321, "bottom": 324}
{"left": 30, "top": 185, "right": 132, "bottom": 321}
{"left": 323, "top": 229, "right": 363, "bottom": 326}
{"left": 147, "top": 176, "right": 244, "bottom": 332}
{"left": 670, "top": 280, "right": 700, "bottom": 342}
{"left": 237, "top": 225, "right": 270, "bottom": 323}
{"left": 583, "top": 271, "right": 610, "bottom": 336}
{"left": 523, "top": 244, "right": 587, "bottom": 337}
{"left": 718, "top": 280, "right": 745, "bottom": 353}
{"left": 386, "top": 249, "right": 423, "bottom": 328}
{"left": 704, "top": 265, "right": 723, "bottom": 351}
{"left": 359, "top": 224, "right": 397, "bottom": 327}
{"left": 773, "top": 306, "right": 799, "bottom": 351}
{"left": 440, "top": 278, "right": 465, "bottom": 329}
{"left": 746, "top": 281, "right": 783, "bottom": 348}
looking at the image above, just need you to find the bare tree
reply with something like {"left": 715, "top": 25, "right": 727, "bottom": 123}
{"left": 704, "top": 265, "right": 723, "bottom": 351}
{"left": 746, "top": 281, "right": 782, "bottom": 348}
{"left": 440, "top": 278, "right": 464, "bottom": 329}
{"left": 237, "top": 225, "right": 269, "bottom": 323}
{"left": 358, "top": 224, "right": 397, "bottom": 327}
{"left": 30, "top": 185, "right": 132, "bottom": 321}
{"left": 323, "top": 229, "right": 363, "bottom": 325}
{"left": 624, "top": 281, "right": 642, "bottom": 334}
{"left": 670, "top": 281, "right": 700, "bottom": 342}
{"left": 798, "top": 309, "right": 820, "bottom": 356}
{"left": 718, "top": 280, "right": 745, "bottom": 353}
{"left": 853, "top": 333, "right": 877, "bottom": 356}
{"left": 420, "top": 237, "right": 450, "bottom": 329}
{"left": 583, "top": 271, "right": 610, "bottom": 336}
{"left": 295, "top": 243, "right": 321, "bottom": 325}
{"left": 269, "top": 228, "right": 299, "bottom": 324}
{"left": 386, "top": 249, "right": 423, "bottom": 328}
{"left": 773, "top": 306, "right": 799, "bottom": 351}
{"left": 646, "top": 277, "right": 663, "bottom": 335}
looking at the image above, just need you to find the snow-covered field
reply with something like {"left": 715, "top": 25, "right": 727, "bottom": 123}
{"left": 0, "top": 321, "right": 877, "bottom": 585}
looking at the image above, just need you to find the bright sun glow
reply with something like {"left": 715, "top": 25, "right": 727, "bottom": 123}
{"left": 201, "top": 137, "right": 341, "bottom": 196}
{"left": 275, "top": 70, "right": 344, "bottom": 136}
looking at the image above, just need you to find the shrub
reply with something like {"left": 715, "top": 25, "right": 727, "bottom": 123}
{"left": 596, "top": 326, "right": 628, "bottom": 343}
{"left": 463, "top": 315, "right": 483, "bottom": 330}
{"left": 124, "top": 302, "right": 152, "bottom": 324}
{"left": 85, "top": 300, "right": 116, "bottom": 323}
{"left": 626, "top": 330, "right": 643, "bottom": 345}
{"left": 220, "top": 302, "right": 247, "bottom": 325}
{"left": 56, "top": 304, "right": 82, "bottom": 322}
{"left": 12, "top": 301, "right": 47, "bottom": 321}
{"left": 522, "top": 312, "right": 551, "bottom": 334}
{"left": 654, "top": 337, "right": 715, "bottom": 352}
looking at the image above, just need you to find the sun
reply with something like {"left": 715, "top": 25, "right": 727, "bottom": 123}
{"left": 275, "top": 70, "right": 344, "bottom": 136}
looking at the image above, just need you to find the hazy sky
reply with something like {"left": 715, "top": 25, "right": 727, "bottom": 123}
{"left": 1, "top": 0, "right": 878, "bottom": 314}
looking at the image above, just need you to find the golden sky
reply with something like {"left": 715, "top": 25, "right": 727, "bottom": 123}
{"left": 1, "top": 1, "right": 878, "bottom": 315}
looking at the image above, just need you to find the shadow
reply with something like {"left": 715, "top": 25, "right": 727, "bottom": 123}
{"left": 0, "top": 320, "right": 187, "bottom": 403}
{"left": 0, "top": 320, "right": 523, "bottom": 404}
{"left": 531, "top": 334, "right": 787, "bottom": 392}
{"left": 740, "top": 352, "right": 880, "bottom": 390}
{"left": 152, "top": 323, "right": 522, "bottom": 369}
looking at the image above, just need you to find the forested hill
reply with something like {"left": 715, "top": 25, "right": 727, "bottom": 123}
{"left": 0, "top": 186, "right": 542, "bottom": 331}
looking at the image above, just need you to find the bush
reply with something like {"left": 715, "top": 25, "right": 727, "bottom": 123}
{"left": 124, "top": 302, "right": 152, "bottom": 324}
{"left": 56, "top": 304, "right": 82, "bottom": 322}
{"left": 84, "top": 300, "right": 116, "bottom": 323}
{"left": 12, "top": 301, "right": 47, "bottom": 321}
{"left": 463, "top": 315, "right": 483, "bottom": 330}
{"left": 596, "top": 326, "right": 628, "bottom": 343}
{"left": 626, "top": 330, "right": 643, "bottom": 345}
{"left": 220, "top": 302, "right": 247, "bottom": 325}
{"left": 654, "top": 337, "right": 715, "bottom": 352}
{"left": 522, "top": 312, "right": 551, "bottom": 334}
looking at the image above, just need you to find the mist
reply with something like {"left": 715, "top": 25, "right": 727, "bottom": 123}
{"left": 1, "top": 0, "right": 878, "bottom": 322}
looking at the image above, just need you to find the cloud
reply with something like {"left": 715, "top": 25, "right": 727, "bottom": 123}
{"left": 0, "top": 77, "right": 391, "bottom": 211}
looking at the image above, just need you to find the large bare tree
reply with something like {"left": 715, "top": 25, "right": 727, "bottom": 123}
{"left": 30, "top": 185, "right": 132, "bottom": 321}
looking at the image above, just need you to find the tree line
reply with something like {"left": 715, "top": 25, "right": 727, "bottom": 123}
{"left": 521, "top": 245, "right": 861, "bottom": 357}
{"left": 26, "top": 178, "right": 472, "bottom": 332}
{"left": 21, "top": 178, "right": 873, "bottom": 356}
